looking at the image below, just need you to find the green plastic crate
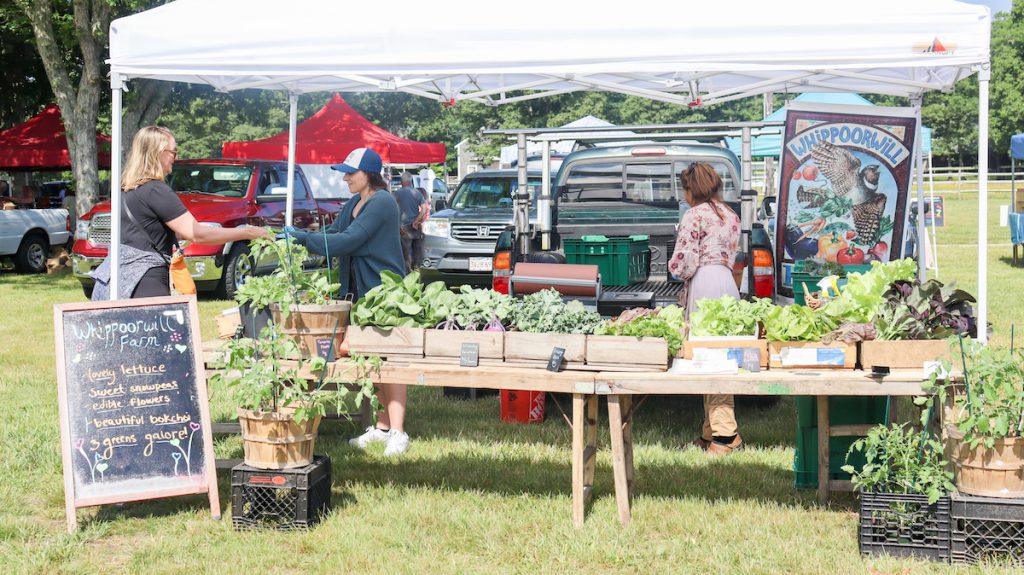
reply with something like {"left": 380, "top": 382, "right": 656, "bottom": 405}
{"left": 564, "top": 235, "right": 650, "bottom": 286}
{"left": 791, "top": 260, "right": 872, "bottom": 305}
{"left": 793, "top": 396, "right": 891, "bottom": 489}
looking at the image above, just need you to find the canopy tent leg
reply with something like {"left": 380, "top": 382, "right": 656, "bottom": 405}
{"left": 514, "top": 134, "right": 529, "bottom": 257}
{"left": 928, "top": 151, "right": 939, "bottom": 277}
{"left": 540, "top": 140, "right": 552, "bottom": 251}
{"left": 285, "top": 93, "right": 298, "bottom": 226}
{"left": 109, "top": 78, "right": 125, "bottom": 300}
{"left": 977, "top": 65, "right": 990, "bottom": 344}
{"left": 911, "top": 98, "right": 927, "bottom": 280}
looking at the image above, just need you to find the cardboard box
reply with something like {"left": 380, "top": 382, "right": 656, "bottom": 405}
{"left": 347, "top": 326, "right": 425, "bottom": 357}
{"left": 859, "top": 339, "right": 950, "bottom": 370}
{"left": 424, "top": 329, "right": 504, "bottom": 359}
{"left": 683, "top": 337, "right": 769, "bottom": 369}
{"left": 768, "top": 341, "right": 856, "bottom": 369}
{"left": 585, "top": 335, "right": 668, "bottom": 370}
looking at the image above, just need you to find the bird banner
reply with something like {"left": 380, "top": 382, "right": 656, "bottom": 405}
{"left": 774, "top": 101, "right": 918, "bottom": 298}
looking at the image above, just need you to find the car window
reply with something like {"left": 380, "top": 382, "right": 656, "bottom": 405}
{"left": 168, "top": 165, "right": 252, "bottom": 197}
{"left": 624, "top": 163, "right": 674, "bottom": 205}
{"left": 674, "top": 160, "right": 738, "bottom": 201}
{"left": 450, "top": 176, "right": 542, "bottom": 209}
{"left": 254, "top": 168, "right": 309, "bottom": 200}
{"left": 560, "top": 162, "right": 623, "bottom": 202}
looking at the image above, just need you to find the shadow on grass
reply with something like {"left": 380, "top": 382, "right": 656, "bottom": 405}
{"left": 998, "top": 255, "right": 1023, "bottom": 268}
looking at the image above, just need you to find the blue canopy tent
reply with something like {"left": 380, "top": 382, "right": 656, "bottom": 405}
{"left": 726, "top": 92, "right": 933, "bottom": 159}
{"left": 1011, "top": 134, "right": 1024, "bottom": 211}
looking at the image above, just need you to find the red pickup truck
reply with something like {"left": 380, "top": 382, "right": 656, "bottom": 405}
{"left": 71, "top": 159, "right": 344, "bottom": 298}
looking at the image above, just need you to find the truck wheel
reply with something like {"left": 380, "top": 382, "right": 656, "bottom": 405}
{"left": 15, "top": 234, "right": 48, "bottom": 274}
{"left": 216, "top": 243, "right": 251, "bottom": 299}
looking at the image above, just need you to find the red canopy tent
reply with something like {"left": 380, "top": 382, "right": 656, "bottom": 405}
{"left": 222, "top": 94, "right": 446, "bottom": 164}
{"left": 0, "top": 104, "right": 112, "bottom": 170}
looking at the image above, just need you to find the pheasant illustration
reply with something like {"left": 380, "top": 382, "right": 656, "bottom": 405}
{"left": 809, "top": 141, "right": 887, "bottom": 241}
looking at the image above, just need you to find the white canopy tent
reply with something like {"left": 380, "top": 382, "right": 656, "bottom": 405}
{"left": 107, "top": 0, "right": 992, "bottom": 340}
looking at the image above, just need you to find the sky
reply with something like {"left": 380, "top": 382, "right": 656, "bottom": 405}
{"left": 962, "top": 0, "right": 1012, "bottom": 14}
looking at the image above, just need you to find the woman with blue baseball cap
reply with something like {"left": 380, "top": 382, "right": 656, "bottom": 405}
{"left": 283, "top": 147, "right": 411, "bottom": 455}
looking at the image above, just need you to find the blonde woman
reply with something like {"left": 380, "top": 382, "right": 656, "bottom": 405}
{"left": 91, "top": 126, "right": 267, "bottom": 299}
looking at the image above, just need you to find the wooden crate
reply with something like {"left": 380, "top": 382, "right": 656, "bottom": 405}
{"left": 682, "top": 337, "right": 769, "bottom": 369}
{"left": 216, "top": 311, "right": 241, "bottom": 340}
{"left": 768, "top": 341, "right": 856, "bottom": 369}
{"left": 585, "top": 335, "right": 668, "bottom": 371}
{"left": 504, "top": 332, "right": 586, "bottom": 364}
{"left": 424, "top": 330, "right": 504, "bottom": 360}
{"left": 347, "top": 326, "right": 425, "bottom": 358}
{"left": 859, "top": 339, "right": 950, "bottom": 370}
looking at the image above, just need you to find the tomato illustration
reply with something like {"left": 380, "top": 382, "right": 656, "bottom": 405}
{"left": 869, "top": 241, "right": 889, "bottom": 260}
{"left": 793, "top": 171, "right": 802, "bottom": 180}
{"left": 837, "top": 246, "right": 865, "bottom": 265}
{"left": 802, "top": 165, "right": 819, "bottom": 181}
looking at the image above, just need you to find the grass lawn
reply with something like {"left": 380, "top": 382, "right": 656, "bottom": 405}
{"left": 0, "top": 191, "right": 1020, "bottom": 574}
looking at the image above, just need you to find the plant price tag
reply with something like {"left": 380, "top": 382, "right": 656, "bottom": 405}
{"left": 547, "top": 347, "right": 566, "bottom": 372}
{"left": 460, "top": 342, "right": 480, "bottom": 367}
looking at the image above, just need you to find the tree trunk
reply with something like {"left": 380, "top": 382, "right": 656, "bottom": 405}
{"left": 120, "top": 79, "right": 172, "bottom": 165}
{"left": 19, "top": 0, "right": 111, "bottom": 217}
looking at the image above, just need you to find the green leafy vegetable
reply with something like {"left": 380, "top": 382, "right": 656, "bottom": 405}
{"left": 350, "top": 271, "right": 459, "bottom": 327}
{"left": 510, "top": 289, "right": 602, "bottom": 334}
{"left": 689, "top": 296, "right": 772, "bottom": 337}
{"left": 820, "top": 258, "right": 917, "bottom": 324}
{"left": 762, "top": 304, "right": 837, "bottom": 341}
{"left": 595, "top": 305, "right": 687, "bottom": 356}
{"left": 873, "top": 279, "right": 977, "bottom": 340}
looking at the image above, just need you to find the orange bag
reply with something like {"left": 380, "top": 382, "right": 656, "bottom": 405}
{"left": 169, "top": 246, "right": 196, "bottom": 295}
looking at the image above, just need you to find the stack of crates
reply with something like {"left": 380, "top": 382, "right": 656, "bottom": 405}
{"left": 564, "top": 235, "right": 650, "bottom": 286}
{"left": 793, "top": 397, "right": 891, "bottom": 489}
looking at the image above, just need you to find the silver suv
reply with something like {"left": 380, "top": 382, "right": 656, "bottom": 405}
{"left": 419, "top": 169, "right": 546, "bottom": 287}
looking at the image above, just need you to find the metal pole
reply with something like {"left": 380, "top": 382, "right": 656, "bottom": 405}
{"left": 912, "top": 97, "right": 927, "bottom": 280}
{"left": 540, "top": 140, "right": 552, "bottom": 250}
{"left": 514, "top": 133, "right": 529, "bottom": 257}
{"left": 109, "top": 77, "right": 124, "bottom": 300}
{"left": 740, "top": 127, "right": 755, "bottom": 297}
{"left": 285, "top": 93, "right": 298, "bottom": 226}
{"left": 977, "top": 64, "right": 991, "bottom": 344}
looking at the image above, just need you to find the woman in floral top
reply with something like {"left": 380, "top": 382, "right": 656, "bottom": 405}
{"left": 669, "top": 162, "right": 743, "bottom": 455}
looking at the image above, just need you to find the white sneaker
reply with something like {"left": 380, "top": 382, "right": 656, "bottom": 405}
{"left": 349, "top": 426, "right": 390, "bottom": 449}
{"left": 383, "top": 430, "right": 410, "bottom": 457}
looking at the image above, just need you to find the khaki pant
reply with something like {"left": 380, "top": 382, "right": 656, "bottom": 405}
{"left": 701, "top": 394, "right": 737, "bottom": 439}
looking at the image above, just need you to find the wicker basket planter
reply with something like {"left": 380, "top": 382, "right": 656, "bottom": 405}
{"left": 946, "top": 426, "right": 1024, "bottom": 498}
{"left": 270, "top": 301, "right": 351, "bottom": 359}
{"left": 238, "top": 406, "right": 322, "bottom": 470}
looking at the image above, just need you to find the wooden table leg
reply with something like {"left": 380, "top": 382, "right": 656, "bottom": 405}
{"left": 608, "top": 394, "right": 632, "bottom": 526}
{"left": 572, "top": 393, "right": 597, "bottom": 527}
{"left": 817, "top": 395, "right": 830, "bottom": 504}
{"left": 621, "top": 395, "right": 634, "bottom": 510}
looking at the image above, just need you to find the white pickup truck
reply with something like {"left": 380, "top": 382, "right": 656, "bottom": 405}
{"left": 0, "top": 208, "right": 71, "bottom": 273}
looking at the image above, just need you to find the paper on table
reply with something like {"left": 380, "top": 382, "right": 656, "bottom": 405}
{"left": 669, "top": 358, "right": 738, "bottom": 375}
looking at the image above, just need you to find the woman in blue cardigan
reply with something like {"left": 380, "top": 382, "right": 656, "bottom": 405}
{"left": 286, "top": 148, "right": 410, "bottom": 456}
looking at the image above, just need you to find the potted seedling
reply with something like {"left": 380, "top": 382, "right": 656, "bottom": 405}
{"left": 924, "top": 338, "right": 1024, "bottom": 498}
{"left": 844, "top": 422, "right": 956, "bottom": 561}
{"left": 211, "top": 323, "right": 381, "bottom": 469}
{"left": 236, "top": 235, "right": 348, "bottom": 359}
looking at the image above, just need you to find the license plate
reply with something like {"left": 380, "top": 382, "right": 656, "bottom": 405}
{"left": 468, "top": 257, "right": 492, "bottom": 272}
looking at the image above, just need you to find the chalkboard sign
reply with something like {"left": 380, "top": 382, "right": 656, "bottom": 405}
{"left": 54, "top": 296, "right": 219, "bottom": 532}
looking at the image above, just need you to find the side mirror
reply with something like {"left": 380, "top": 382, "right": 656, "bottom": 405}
{"left": 760, "top": 196, "right": 777, "bottom": 219}
{"left": 433, "top": 199, "right": 446, "bottom": 212}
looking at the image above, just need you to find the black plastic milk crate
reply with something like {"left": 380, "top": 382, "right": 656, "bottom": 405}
{"left": 951, "top": 493, "right": 1024, "bottom": 566}
{"left": 231, "top": 455, "right": 331, "bottom": 531}
{"left": 859, "top": 492, "right": 951, "bottom": 562}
